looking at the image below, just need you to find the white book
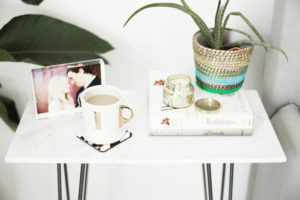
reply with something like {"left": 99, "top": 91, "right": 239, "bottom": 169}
{"left": 149, "top": 71, "right": 253, "bottom": 136}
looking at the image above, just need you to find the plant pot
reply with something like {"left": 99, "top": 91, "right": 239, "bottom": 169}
{"left": 193, "top": 28, "right": 254, "bottom": 94}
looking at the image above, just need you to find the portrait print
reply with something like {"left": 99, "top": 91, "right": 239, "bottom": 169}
{"left": 31, "top": 59, "right": 105, "bottom": 119}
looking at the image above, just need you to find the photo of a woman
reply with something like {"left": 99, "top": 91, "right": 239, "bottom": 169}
{"left": 48, "top": 76, "right": 75, "bottom": 113}
{"left": 31, "top": 59, "right": 105, "bottom": 118}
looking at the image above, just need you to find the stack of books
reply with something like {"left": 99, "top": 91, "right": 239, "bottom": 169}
{"left": 149, "top": 71, "right": 253, "bottom": 136}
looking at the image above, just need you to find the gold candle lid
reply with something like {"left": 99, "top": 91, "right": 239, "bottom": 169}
{"left": 195, "top": 98, "right": 221, "bottom": 114}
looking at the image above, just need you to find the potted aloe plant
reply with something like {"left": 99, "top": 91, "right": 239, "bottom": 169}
{"left": 124, "top": 0, "right": 287, "bottom": 94}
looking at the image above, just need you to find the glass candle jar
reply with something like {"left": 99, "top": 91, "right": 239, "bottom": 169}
{"left": 163, "top": 74, "right": 194, "bottom": 108}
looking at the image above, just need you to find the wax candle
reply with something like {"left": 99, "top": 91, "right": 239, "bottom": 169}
{"left": 163, "top": 74, "right": 194, "bottom": 108}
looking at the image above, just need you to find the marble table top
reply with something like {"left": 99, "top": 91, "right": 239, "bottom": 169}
{"left": 5, "top": 90, "right": 286, "bottom": 164}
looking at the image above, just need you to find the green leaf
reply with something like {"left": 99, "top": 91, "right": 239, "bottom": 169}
{"left": 218, "top": 0, "right": 230, "bottom": 47}
{"left": 0, "top": 48, "right": 16, "bottom": 62}
{"left": 123, "top": 2, "right": 215, "bottom": 48}
{"left": 215, "top": 0, "right": 221, "bottom": 23}
{"left": 21, "top": 0, "right": 43, "bottom": 5}
{"left": 223, "top": 12, "right": 267, "bottom": 51}
{"left": 212, "top": 0, "right": 221, "bottom": 46}
{"left": 0, "top": 96, "right": 19, "bottom": 131}
{"left": 213, "top": 0, "right": 230, "bottom": 49}
{"left": 214, "top": 5, "right": 225, "bottom": 49}
{"left": 180, "top": 1, "right": 216, "bottom": 48}
{"left": 222, "top": 40, "right": 288, "bottom": 61}
{"left": 0, "top": 14, "right": 114, "bottom": 66}
{"left": 180, "top": 0, "right": 190, "bottom": 9}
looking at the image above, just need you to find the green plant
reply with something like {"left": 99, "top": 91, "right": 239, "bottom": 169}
{"left": 0, "top": 0, "right": 114, "bottom": 130}
{"left": 0, "top": 14, "right": 113, "bottom": 65}
{"left": 0, "top": 95, "right": 19, "bottom": 131}
{"left": 124, "top": 0, "right": 287, "bottom": 60}
{"left": 21, "top": 0, "right": 43, "bottom": 5}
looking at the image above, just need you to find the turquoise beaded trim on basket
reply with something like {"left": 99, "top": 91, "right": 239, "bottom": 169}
{"left": 195, "top": 68, "right": 247, "bottom": 86}
{"left": 195, "top": 63, "right": 249, "bottom": 77}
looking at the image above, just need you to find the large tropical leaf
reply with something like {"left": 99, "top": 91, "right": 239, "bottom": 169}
{"left": 0, "top": 14, "right": 114, "bottom": 66}
{"left": 222, "top": 40, "right": 288, "bottom": 61}
{"left": 0, "top": 96, "right": 19, "bottom": 131}
{"left": 21, "top": 0, "right": 43, "bottom": 5}
{"left": 123, "top": 2, "right": 215, "bottom": 48}
{"left": 0, "top": 48, "right": 16, "bottom": 62}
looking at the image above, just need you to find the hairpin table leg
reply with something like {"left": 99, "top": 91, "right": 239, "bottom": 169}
{"left": 228, "top": 163, "right": 234, "bottom": 200}
{"left": 206, "top": 164, "right": 213, "bottom": 200}
{"left": 220, "top": 163, "right": 226, "bottom": 200}
{"left": 57, "top": 164, "right": 62, "bottom": 200}
{"left": 63, "top": 164, "right": 70, "bottom": 200}
{"left": 83, "top": 164, "right": 89, "bottom": 200}
{"left": 202, "top": 164, "right": 208, "bottom": 200}
{"left": 78, "top": 164, "right": 86, "bottom": 200}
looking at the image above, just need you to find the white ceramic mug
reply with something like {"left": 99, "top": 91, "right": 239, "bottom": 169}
{"left": 80, "top": 85, "right": 134, "bottom": 144}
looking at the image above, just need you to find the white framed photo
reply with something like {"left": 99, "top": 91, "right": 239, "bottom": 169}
{"left": 30, "top": 59, "right": 105, "bottom": 119}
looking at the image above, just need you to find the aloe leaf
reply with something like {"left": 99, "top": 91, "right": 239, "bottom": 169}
{"left": 123, "top": 2, "right": 215, "bottom": 48}
{"left": 215, "top": 0, "right": 221, "bottom": 23}
{"left": 180, "top": 1, "right": 216, "bottom": 48}
{"left": 0, "top": 96, "right": 19, "bottom": 131}
{"left": 218, "top": 0, "right": 230, "bottom": 46}
{"left": 21, "top": 0, "right": 43, "bottom": 5}
{"left": 223, "top": 0, "right": 230, "bottom": 15}
{"left": 180, "top": 0, "right": 190, "bottom": 9}
{"left": 212, "top": 0, "right": 221, "bottom": 45}
{"left": 223, "top": 12, "right": 267, "bottom": 52}
{"left": 222, "top": 40, "right": 288, "bottom": 61}
{"left": 214, "top": 5, "right": 225, "bottom": 49}
{"left": 212, "top": 0, "right": 221, "bottom": 38}
{"left": 213, "top": 0, "right": 230, "bottom": 49}
{"left": 0, "top": 14, "right": 113, "bottom": 66}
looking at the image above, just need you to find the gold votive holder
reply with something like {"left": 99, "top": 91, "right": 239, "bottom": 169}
{"left": 163, "top": 74, "right": 194, "bottom": 108}
{"left": 195, "top": 98, "right": 221, "bottom": 114}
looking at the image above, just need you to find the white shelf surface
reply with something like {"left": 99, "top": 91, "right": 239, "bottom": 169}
{"left": 5, "top": 90, "right": 286, "bottom": 164}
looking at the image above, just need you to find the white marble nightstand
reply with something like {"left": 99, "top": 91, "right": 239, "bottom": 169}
{"left": 5, "top": 90, "right": 286, "bottom": 200}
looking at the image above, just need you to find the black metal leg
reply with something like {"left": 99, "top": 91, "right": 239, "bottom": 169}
{"left": 57, "top": 164, "right": 62, "bottom": 200}
{"left": 83, "top": 164, "right": 89, "bottom": 200}
{"left": 57, "top": 163, "right": 89, "bottom": 200}
{"left": 220, "top": 164, "right": 226, "bottom": 200}
{"left": 63, "top": 164, "right": 70, "bottom": 200}
{"left": 201, "top": 163, "right": 235, "bottom": 200}
{"left": 228, "top": 163, "right": 234, "bottom": 200}
{"left": 78, "top": 164, "right": 86, "bottom": 200}
{"left": 202, "top": 164, "right": 208, "bottom": 200}
{"left": 206, "top": 164, "right": 213, "bottom": 200}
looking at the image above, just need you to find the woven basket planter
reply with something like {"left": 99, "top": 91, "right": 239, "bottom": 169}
{"left": 193, "top": 28, "right": 254, "bottom": 94}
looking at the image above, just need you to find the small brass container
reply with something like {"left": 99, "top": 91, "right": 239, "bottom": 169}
{"left": 163, "top": 74, "right": 194, "bottom": 108}
{"left": 195, "top": 98, "right": 221, "bottom": 114}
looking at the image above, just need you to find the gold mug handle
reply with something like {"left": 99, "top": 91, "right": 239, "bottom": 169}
{"left": 119, "top": 105, "right": 134, "bottom": 127}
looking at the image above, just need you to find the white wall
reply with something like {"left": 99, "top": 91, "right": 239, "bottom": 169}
{"left": 0, "top": 0, "right": 274, "bottom": 199}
